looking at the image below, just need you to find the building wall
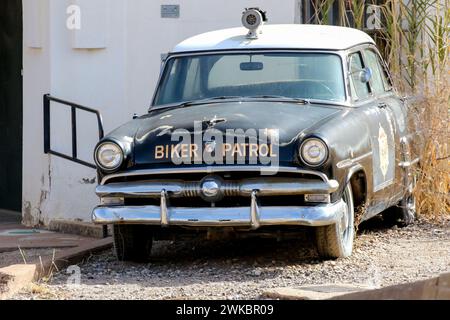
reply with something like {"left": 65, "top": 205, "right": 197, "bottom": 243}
{"left": 22, "top": 0, "right": 299, "bottom": 226}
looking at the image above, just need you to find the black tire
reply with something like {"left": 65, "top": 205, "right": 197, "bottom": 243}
{"left": 113, "top": 224, "right": 153, "bottom": 262}
{"left": 315, "top": 183, "right": 355, "bottom": 259}
{"left": 382, "top": 172, "right": 417, "bottom": 227}
{"left": 383, "top": 190, "right": 416, "bottom": 227}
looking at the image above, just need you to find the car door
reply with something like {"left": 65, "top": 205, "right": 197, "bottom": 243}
{"left": 348, "top": 49, "right": 397, "bottom": 215}
{"left": 362, "top": 48, "right": 402, "bottom": 206}
{"left": 368, "top": 48, "right": 419, "bottom": 201}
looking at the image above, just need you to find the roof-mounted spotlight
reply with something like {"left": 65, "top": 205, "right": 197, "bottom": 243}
{"left": 242, "top": 8, "right": 267, "bottom": 39}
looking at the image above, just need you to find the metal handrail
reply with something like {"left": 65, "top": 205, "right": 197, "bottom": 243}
{"left": 43, "top": 94, "right": 104, "bottom": 169}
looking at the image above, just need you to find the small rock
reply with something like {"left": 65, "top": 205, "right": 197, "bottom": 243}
{"left": 253, "top": 269, "right": 262, "bottom": 277}
{"left": 247, "top": 269, "right": 262, "bottom": 277}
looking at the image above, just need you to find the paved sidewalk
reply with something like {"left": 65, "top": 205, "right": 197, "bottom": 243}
{"left": 0, "top": 214, "right": 113, "bottom": 299}
{"left": 0, "top": 224, "right": 99, "bottom": 253}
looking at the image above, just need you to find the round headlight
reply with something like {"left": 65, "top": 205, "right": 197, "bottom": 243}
{"left": 95, "top": 142, "right": 124, "bottom": 171}
{"left": 300, "top": 138, "right": 328, "bottom": 167}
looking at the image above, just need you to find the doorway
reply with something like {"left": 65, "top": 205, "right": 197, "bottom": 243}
{"left": 0, "top": 0, "right": 23, "bottom": 219}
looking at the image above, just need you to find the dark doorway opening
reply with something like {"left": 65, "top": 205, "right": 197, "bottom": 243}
{"left": 0, "top": 0, "right": 23, "bottom": 217}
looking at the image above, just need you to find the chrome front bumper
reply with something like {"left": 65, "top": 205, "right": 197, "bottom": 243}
{"left": 93, "top": 166, "right": 343, "bottom": 229}
{"left": 92, "top": 197, "right": 347, "bottom": 229}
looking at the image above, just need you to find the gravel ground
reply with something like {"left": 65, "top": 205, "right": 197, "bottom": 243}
{"left": 11, "top": 216, "right": 450, "bottom": 300}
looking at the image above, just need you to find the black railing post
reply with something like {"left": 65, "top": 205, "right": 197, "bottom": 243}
{"left": 43, "top": 94, "right": 51, "bottom": 154}
{"left": 71, "top": 106, "right": 77, "bottom": 159}
{"left": 97, "top": 115, "right": 104, "bottom": 140}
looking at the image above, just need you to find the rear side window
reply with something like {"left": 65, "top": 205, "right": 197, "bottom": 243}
{"left": 364, "top": 50, "right": 389, "bottom": 94}
{"left": 349, "top": 52, "right": 370, "bottom": 101}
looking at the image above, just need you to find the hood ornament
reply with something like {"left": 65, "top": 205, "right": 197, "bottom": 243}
{"left": 203, "top": 115, "right": 226, "bottom": 128}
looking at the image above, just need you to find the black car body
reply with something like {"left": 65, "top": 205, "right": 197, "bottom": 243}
{"left": 91, "top": 22, "right": 421, "bottom": 261}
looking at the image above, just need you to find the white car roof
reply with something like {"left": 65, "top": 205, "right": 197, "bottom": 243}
{"left": 173, "top": 24, "right": 375, "bottom": 53}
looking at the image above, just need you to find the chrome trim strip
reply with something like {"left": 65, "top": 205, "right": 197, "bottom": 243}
{"left": 399, "top": 157, "right": 420, "bottom": 168}
{"left": 96, "top": 177, "right": 339, "bottom": 198}
{"left": 92, "top": 200, "right": 347, "bottom": 228}
{"left": 101, "top": 166, "right": 333, "bottom": 185}
{"left": 336, "top": 152, "right": 373, "bottom": 169}
{"left": 240, "top": 179, "right": 339, "bottom": 195}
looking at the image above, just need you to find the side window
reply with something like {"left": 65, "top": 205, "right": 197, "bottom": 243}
{"left": 349, "top": 52, "right": 370, "bottom": 100}
{"left": 376, "top": 54, "right": 393, "bottom": 91}
{"left": 364, "top": 50, "right": 387, "bottom": 95}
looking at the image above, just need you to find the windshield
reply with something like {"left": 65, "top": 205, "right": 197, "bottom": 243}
{"left": 153, "top": 52, "right": 346, "bottom": 106}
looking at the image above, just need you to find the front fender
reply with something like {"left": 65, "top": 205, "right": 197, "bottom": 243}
{"left": 308, "top": 112, "right": 372, "bottom": 200}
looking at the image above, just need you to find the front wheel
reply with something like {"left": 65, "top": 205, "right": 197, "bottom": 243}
{"left": 315, "top": 183, "right": 355, "bottom": 259}
{"left": 113, "top": 224, "right": 153, "bottom": 262}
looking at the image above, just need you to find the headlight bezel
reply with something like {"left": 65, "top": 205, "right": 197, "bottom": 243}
{"left": 299, "top": 137, "right": 329, "bottom": 167}
{"left": 94, "top": 141, "right": 124, "bottom": 172}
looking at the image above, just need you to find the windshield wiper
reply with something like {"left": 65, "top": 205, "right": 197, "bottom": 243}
{"left": 246, "top": 95, "right": 310, "bottom": 104}
{"left": 150, "top": 95, "right": 311, "bottom": 112}
{"left": 150, "top": 96, "right": 243, "bottom": 112}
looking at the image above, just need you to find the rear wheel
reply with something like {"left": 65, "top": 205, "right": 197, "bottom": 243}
{"left": 382, "top": 170, "right": 417, "bottom": 227}
{"left": 113, "top": 224, "right": 153, "bottom": 262}
{"left": 383, "top": 186, "right": 416, "bottom": 227}
{"left": 315, "top": 183, "right": 354, "bottom": 259}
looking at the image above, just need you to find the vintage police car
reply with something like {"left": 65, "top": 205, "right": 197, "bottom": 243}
{"left": 91, "top": 9, "right": 420, "bottom": 261}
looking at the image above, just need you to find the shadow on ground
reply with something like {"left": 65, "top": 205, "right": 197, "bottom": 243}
{"left": 0, "top": 210, "right": 21, "bottom": 225}
{"left": 41, "top": 212, "right": 414, "bottom": 290}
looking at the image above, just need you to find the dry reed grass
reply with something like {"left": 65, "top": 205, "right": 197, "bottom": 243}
{"left": 310, "top": 0, "right": 449, "bottom": 218}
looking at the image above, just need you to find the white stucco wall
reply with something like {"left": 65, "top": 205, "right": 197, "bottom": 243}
{"left": 22, "top": 0, "right": 300, "bottom": 226}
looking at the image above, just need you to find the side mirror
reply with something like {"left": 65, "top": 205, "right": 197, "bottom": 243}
{"left": 359, "top": 67, "right": 372, "bottom": 83}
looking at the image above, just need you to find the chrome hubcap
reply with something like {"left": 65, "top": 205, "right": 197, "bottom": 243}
{"left": 340, "top": 207, "right": 349, "bottom": 233}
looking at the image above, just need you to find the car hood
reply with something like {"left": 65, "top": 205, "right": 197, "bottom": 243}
{"left": 109, "top": 101, "right": 344, "bottom": 169}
